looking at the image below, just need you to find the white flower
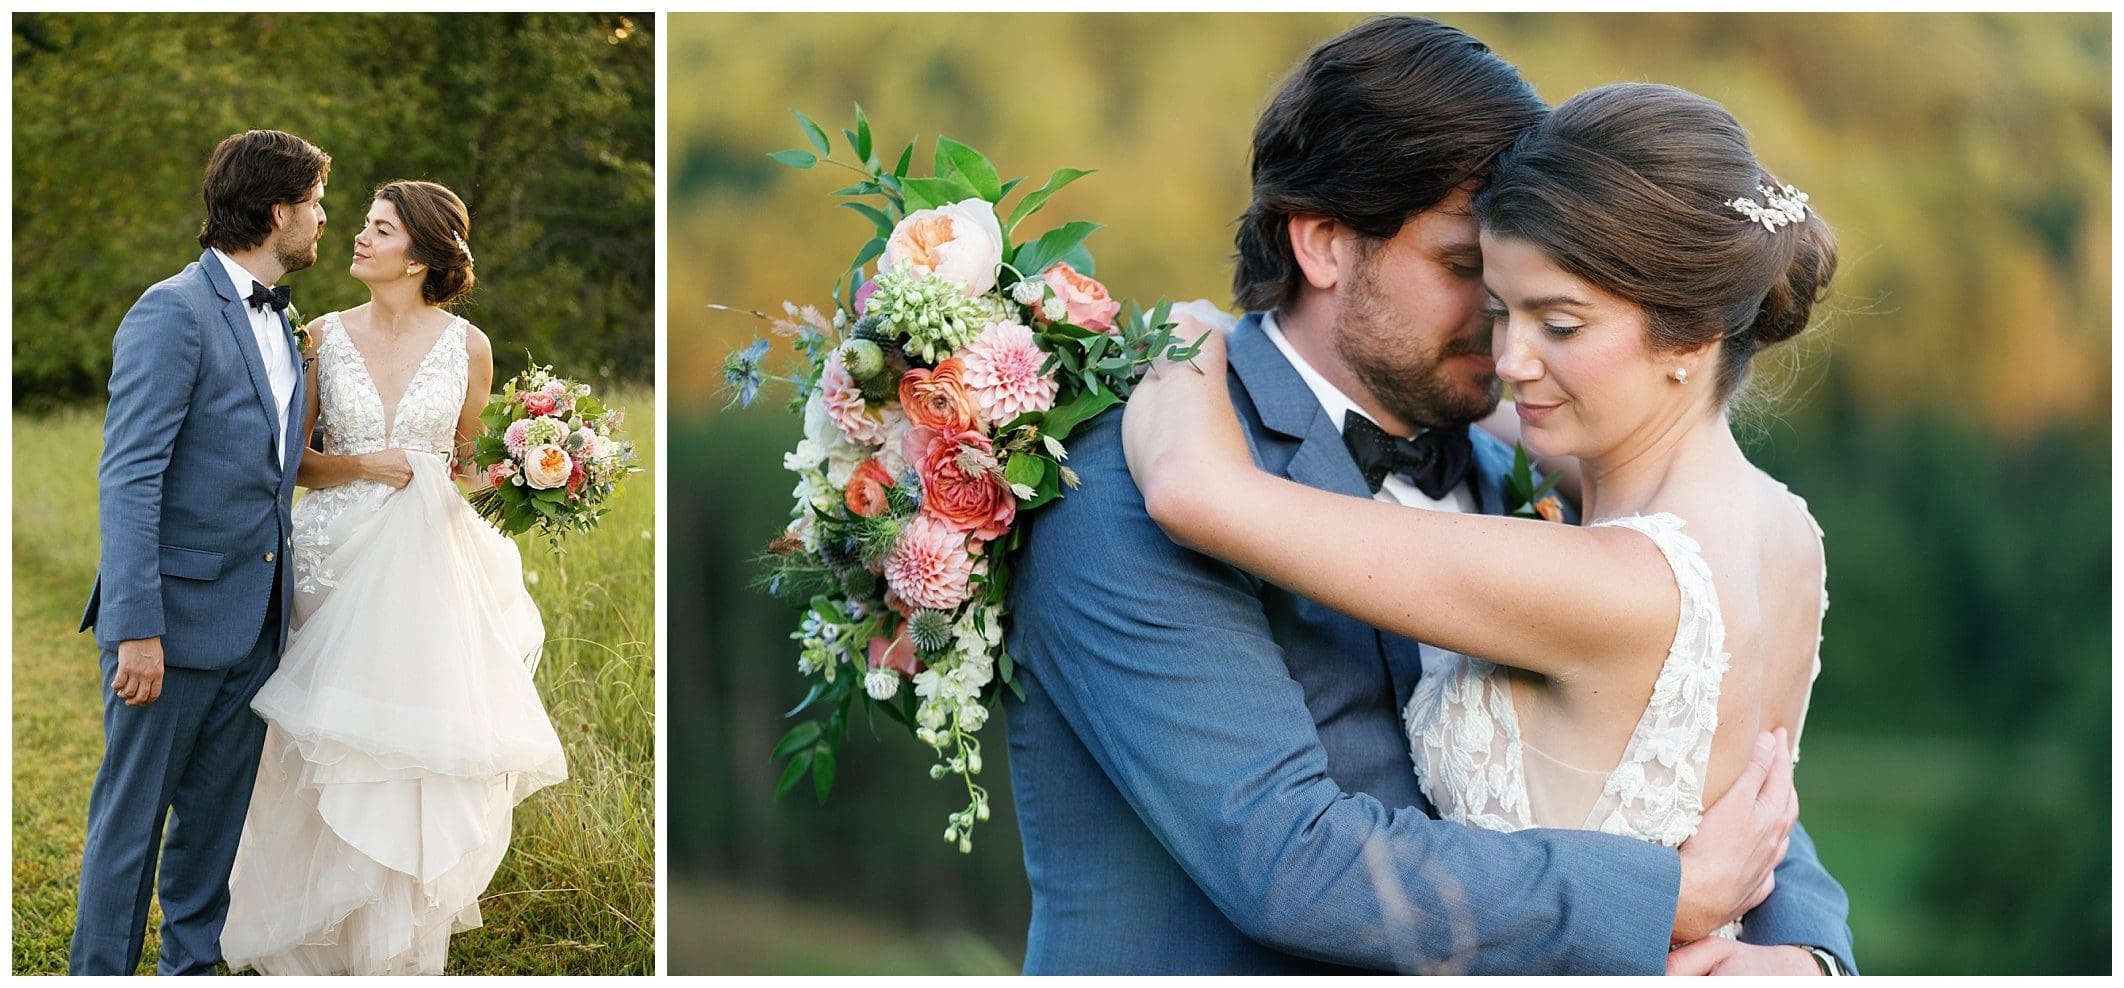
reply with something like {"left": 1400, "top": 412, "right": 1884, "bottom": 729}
{"left": 1010, "top": 482, "right": 1037, "bottom": 501}
{"left": 1010, "top": 278, "right": 1046, "bottom": 307}
{"left": 1041, "top": 294, "right": 1069, "bottom": 322}
{"left": 1041, "top": 434, "right": 1068, "bottom": 461}
{"left": 784, "top": 438, "right": 827, "bottom": 474}
{"left": 959, "top": 703, "right": 989, "bottom": 732}
{"left": 865, "top": 668, "right": 902, "bottom": 701}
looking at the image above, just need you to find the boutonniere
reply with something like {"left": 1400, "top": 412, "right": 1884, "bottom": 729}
{"left": 286, "top": 304, "right": 314, "bottom": 370}
{"left": 1503, "top": 442, "right": 1566, "bottom": 523}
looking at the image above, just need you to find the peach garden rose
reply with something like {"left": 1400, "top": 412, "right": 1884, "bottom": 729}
{"left": 883, "top": 198, "right": 1004, "bottom": 297}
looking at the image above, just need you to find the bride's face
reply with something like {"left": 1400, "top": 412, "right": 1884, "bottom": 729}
{"left": 1480, "top": 232, "right": 1698, "bottom": 462}
{"left": 350, "top": 200, "right": 420, "bottom": 286}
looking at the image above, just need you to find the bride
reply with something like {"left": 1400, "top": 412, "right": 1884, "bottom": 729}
{"left": 1124, "top": 83, "right": 1838, "bottom": 975}
{"left": 220, "top": 180, "right": 568, "bottom": 974}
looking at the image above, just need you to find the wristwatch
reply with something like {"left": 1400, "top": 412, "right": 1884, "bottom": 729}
{"left": 1805, "top": 946, "right": 1844, "bottom": 976}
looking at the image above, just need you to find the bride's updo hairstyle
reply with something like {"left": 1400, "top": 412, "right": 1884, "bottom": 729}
{"left": 374, "top": 179, "right": 477, "bottom": 307}
{"left": 1474, "top": 83, "right": 1836, "bottom": 403}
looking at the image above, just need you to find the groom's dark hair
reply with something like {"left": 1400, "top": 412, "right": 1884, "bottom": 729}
{"left": 197, "top": 130, "right": 332, "bottom": 253}
{"left": 1234, "top": 16, "right": 1545, "bottom": 312}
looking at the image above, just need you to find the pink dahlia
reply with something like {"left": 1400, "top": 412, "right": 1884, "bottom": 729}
{"left": 959, "top": 320, "right": 1058, "bottom": 423}
{"left": 884, "top": 516, "right": 978, "bottom": 611}
{"left": 820, "top": 350, "right": 886, "bottom": 446}
{"left": 503, "top": 418, "right": 532, "bottom": 457}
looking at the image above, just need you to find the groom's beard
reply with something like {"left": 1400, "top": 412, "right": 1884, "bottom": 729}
{"left": 273, "top": 227, "right": 319, "bottom": 274}
{"left": 1332, "top": 259, "right": 1500, "bottom": 431}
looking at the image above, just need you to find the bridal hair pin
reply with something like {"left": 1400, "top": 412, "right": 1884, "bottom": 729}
{"left": 1726, "top": 183, "right": 1810, "bottom": 233}
{"left": 453, "top": 230, "right": 475, "bottom": 265}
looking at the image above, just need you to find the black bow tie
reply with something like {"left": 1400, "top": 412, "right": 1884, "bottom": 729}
{"left": 246, "top": 281, "right": 292, "bottom": 313}
{"left": 1342, "top": 410, "right": 1474, "bottom": 500}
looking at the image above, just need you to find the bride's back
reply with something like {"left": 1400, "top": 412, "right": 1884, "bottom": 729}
{"left": 1681, "top": 467, "right": 1828, "bottom": 807}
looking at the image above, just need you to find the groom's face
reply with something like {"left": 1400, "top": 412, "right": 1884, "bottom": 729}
{"left": 271, "top": 180, "right": 327, "bottom": 274}
{"left": 1331, "top": 185, "right": 1502, "bottom": 431}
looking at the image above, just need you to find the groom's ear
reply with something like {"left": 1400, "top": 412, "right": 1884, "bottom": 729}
{"left": 268, "top": 201, "right": 289, "bottom": 232}
{"left": 1287, "top": 214, "right": 1348, "bottom": 293}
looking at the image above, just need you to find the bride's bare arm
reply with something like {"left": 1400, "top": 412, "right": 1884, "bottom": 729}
{"left": 453, "top": 326, "right": 496, "bottom": 488}
{"left": 294, "top": 319, "right": 409, "bottom": 490}
{"left": 1121, "top": 322, "right": 1675, "bottom": 681}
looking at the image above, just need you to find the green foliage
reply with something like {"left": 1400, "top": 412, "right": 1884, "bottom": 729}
{"left": 13, "top": 13, "right": 654, "bottom": 407}
{"left": 12, "top": 392, "right": 656, "bottom": 974}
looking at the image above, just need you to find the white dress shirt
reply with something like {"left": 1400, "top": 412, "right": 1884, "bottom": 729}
{"left": 212, "top": 248, "right": 297, "bottom": 468}
{"left": 1260, "top": 310, "right": 1476, "bottom": 673}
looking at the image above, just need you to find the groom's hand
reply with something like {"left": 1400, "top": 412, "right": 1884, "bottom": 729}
{"left": 1672, "top": 729, "right": 1797, "bottom": 942}
{"left": 112, "top": 637, "right": 166, "bottom": 707}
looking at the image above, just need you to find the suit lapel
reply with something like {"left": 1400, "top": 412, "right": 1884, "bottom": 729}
{"left": 1227, "top": 315, "right": 1372, "bottom": 500}
{"left": 202, "top": 249, "right": 281, "bottom": 460}
{"left": 1230, "top": 313, "right": 1425, "bottom": 705}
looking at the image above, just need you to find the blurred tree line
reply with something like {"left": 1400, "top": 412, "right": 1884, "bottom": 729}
{"left": 665, "top": 13, "right": 2108, "bottom": 975}
{"left": 13, "top": 12, "right": 654, "bottom": 407}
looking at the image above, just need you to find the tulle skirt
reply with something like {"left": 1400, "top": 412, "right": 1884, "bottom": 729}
{"left": 222, "top": 453, "right": 567, "bottom": 975}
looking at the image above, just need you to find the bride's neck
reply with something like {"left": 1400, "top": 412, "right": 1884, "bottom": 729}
{"left": 1581, "top": 407, "right": 1744, "bottom": 521}
{"left": 365, "top": 282, "right": 433, "bottom": 336}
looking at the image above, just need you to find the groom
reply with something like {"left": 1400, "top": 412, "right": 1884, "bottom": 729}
{"left": 71, "top": 129, "right": 329, "bottom": 975}
{"left": 1004, "top": 17, "right": 1855, "bottom": 975}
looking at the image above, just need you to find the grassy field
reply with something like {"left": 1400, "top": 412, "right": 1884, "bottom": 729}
{"left": 11, "top": 389, "right": 656, "bottom": 975}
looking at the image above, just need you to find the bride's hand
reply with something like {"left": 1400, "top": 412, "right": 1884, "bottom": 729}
{"left": 362, "top": 449, "right": 414, "bottom": 490}
{"left": 1121, "top": 310, "right": 1253, "bottom": 536}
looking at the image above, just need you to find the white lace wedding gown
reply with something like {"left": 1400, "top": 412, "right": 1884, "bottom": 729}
{"left": 1403, "top": 505, "right": 1826, "bottom": 942}
{"left": 221, "top": 313, "right": 568, "bottom": 974}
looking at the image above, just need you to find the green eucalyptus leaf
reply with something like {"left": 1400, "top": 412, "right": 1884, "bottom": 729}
{"left": 775, "top": 749, "right": 814, "bottom": 800}
{"left": 812, "top": 744, "right": 837, "bottom": 803}
{"left": 852, "top": 236, "right": 886, "bottom": 271}
{"left": 792, "top": 109, "right": 831, "bottom": 156}
{"left": 842, "top": 201, "right": 895, "bottom": 237}
{"left": 1005, "top": 167, "right": 1093, "bottom": 235}
{"left": 853, "top": 102, "right": 873, "bottom": 162}
{"left": 768, "top": 149, "right": 818, "bottom": 169}
{"left": 771, "top": 721, "right": 823, "bottom": 761}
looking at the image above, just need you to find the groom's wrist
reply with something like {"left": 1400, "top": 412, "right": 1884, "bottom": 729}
{"left": 1799, "top": 944, "right": 1844, "bottom": 975}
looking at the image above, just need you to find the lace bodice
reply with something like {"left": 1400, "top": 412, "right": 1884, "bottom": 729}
{"left": 292, "top": 312, "right": 470, "bottom": 595}
{"left": 1405, "top": 504, "right": 1826, "bottom": 853}
{"left": 314, "top": 311, "right": 469, "bottom": 458}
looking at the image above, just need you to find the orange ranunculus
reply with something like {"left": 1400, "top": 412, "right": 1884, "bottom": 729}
{"left": 903, "top": 426, "right": 1015, "bottom": 542}
{"left": 897, "top": 358, "right": 984, "bottom": 433}
{"left": 1533, "top": 496, "right": 1565, "bottom": 524}
{"left": 844, "top": 458, "right": 895, "bottom": 518}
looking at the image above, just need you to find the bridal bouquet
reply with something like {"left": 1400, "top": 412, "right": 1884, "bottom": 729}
{"left": 466, "top": 363, "right": 639, "bottom": 543}
{"left": 725, "top": 107, "right": 1203, "bottom": 850}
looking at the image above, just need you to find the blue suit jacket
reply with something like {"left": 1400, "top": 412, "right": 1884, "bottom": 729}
{"left": 1003, "top": 312, "right": 1854, "bottom": 974}
{"left": 79, "top": 249, "right": 306, "bottom": 668}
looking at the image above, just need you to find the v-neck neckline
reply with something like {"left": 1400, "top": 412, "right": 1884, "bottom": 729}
{"left": 330, "top": 311, "right": 461, "bottom": 444}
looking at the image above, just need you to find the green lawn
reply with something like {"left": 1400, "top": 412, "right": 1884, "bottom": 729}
{"left": 12, "top": 391, "right": 656, "bottom": 975}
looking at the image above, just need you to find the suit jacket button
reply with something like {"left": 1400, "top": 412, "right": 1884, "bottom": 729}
{"left": 264, "top": 551, "right": 277, "bottom": 563}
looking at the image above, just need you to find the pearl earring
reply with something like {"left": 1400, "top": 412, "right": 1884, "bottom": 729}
{"left": 1672, "top": 367, "right": 1689, "bottom": 384}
